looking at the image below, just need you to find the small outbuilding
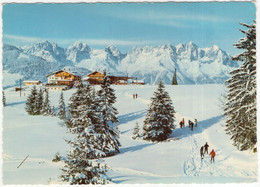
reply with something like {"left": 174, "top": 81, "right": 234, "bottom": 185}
{"left": 132, "top": 80, "right": 145, "bottom": 85}
{"left": 116, "top": 80, "right": 128, "bottom": 85}
{"left": 24, "top": 80, "right": 42, "bottom": 86}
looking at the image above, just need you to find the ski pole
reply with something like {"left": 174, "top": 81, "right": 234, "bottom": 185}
{"left": 17, "top": 155, "right": 29, "bottom": 169}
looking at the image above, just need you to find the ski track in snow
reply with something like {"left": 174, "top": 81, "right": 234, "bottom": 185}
{"left": 182, "top": 122, "right": 256, "bottom": 179}
{"left": 183, "top": 132, "right": 224, "bottom": 177}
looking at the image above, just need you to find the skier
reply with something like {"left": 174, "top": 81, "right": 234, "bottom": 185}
{"left": 133, "top": 94, "right": 135, "bottom": 99}
{"left": 200, "top": 146, "right": 204, "bottom": 159}
{"left": 188, "top": 120, "right": 191, "bottom": 128}
{"left": 204, "top": 142, "right": 209, "bottom": 154}
{"left": 182, "top": 118, "right": 185, "bottom": 127}
{"left": 179, "top": 121, "right": 183, "bottom": 128}
{"left": 136, "top": 93, "right": 138, "bottom": 99}
{"left": 195, "top": 119, "right": 198, "bottom": 127}
{"left": 191, "top": 121, "right": 194, "bottom": 131}
{"left": 210, "top": 149, "right": 216, "bottom": 162}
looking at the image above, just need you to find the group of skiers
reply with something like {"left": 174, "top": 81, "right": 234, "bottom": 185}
{"left": 200, "top": 142, "right": 216, "bottom": 162}
{"left": 179, "top": 118, "right": 198, "bottom": 131}
{"left": 133, "top": 93, "right": 138, "bottom": 99}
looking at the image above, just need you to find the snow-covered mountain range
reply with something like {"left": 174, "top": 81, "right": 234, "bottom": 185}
{"left": 2, "top": 40, "right": 239, "bottom": 87}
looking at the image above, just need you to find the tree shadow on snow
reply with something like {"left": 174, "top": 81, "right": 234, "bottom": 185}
{"left": 171, "top": 115, "right": 223, "bottom": 140}
{"left": 118, "top": 110, "right": 146, "bottom": 126}
{"left": 119, "top": 143, "right": 153, "bottom": 155}
{"left": 121, "top": 129, "right": 133, "bottom": 134}
{"left": 7, "top": 101, "right": 26, "bottom": 106}
{"left": 113, "top": 179, "right": 130, "bottom": 184}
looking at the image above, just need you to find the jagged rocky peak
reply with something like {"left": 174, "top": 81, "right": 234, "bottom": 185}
{"left": 22, "top": 40, "right": 57, "bottom": 52}
{"left": 160, "top": 44, "right": 175, "bottom": 51}
{"left": 176, "top": 41, "right": 198, "bottom": 52}
{"left": 21, "top": 40, "right": 67, "bottom": 63}
{"left": 22, "top": 40, "right": 65, "bottom": 54}
{"left": 67, "top": 41, "right": 90, "bottom": 52}
{"left": 105, "top": 45, "right": 121, "bottom": 57}
{"left": 211, "top": 44, "right": 219, "bottom": 50}
{"left": 202, "top": 44, "right": 223, "bottom": 57}
{"left": 128, "top": 45, "right": 170, "bottom": 56}
{"left": 187, "top": 41, "right": 197, "bottom": 47}
{"left": 66, "top": 41, "right": 91, "bottom": 63}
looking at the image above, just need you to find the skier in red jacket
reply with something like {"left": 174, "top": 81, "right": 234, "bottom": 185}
{"left": 182, "top": 118, "right": 185, "bottom": 127}
{"left": 210, "top": 149, "right": 216, "bottom": 162}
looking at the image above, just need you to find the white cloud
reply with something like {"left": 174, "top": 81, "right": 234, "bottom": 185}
{"left": 3, "top": 34, "right": 167, "bottom": 47}
{"left": 3, "top": 34, "right": 41, "bottom": 43}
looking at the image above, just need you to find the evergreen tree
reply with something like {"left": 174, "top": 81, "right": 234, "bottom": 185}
{"left": 25, "top": 86, "right": 38, "bottom": 115}
{"left": 132, "top": 122, "right": 140, "bottom": 140}
{"left": 35, "top": 89, "right": 44, "bottom": 115}
{"left": 61, "top": 84, "right": 110, "bottom": 184}
{"left": 66, "top": 84, "right": 85, "bottom": 128}
{"left": 61, "top": 154, "right": 110, "bottom": 184}
{"left": 143, "top": 81, "right": 176, "bottom": 142}
{"left": 224, "top": 21, "right": 256, "bottom": 151}
{"left": 42, "top": 89, "right": 51, "bottom": 116}
{"left": 96, "top": 76, "right": 121, "bottom": 154}
{"left": 171, "top": 68, "right": 178, "bottom": 85}
{"left": 58, "top": 92, "right": 66, "bottom": 120}
{"left": 66, "top": 83, "right": 104, "bottom": 158}
{"left": 2, "top": 91, "right": 6, "bottom": 107}
{"left": 61, "top": 111, "right": 110, "bottom": 184}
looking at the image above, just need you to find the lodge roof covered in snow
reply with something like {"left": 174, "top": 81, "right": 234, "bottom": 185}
{"left": 46, "top": 70, "right": 81, "bottom": 77}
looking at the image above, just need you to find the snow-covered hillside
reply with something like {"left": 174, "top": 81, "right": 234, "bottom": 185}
{"left": 2, "top": 84, "right": 257, "bottom": 184}
{"left": 2, "top": 44, "right": 65, "bottom": 89}
{"left": 3, "top": 41, "right": 239, "bottom": 86}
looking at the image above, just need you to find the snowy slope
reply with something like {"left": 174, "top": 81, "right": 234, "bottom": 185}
{"left": 2, "top": 44, "right": 65, "bottom": 87}
{"left": 3, "top": 41, "right": 238, "bottom": 86}
{"left": 2, "top": 70, "right": 23, "bottom": 89}
{"left": 2, "top": 84, "right": 257, "bottom": 184}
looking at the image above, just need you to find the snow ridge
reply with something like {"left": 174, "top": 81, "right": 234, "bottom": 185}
{"left": 3, "top": 41, "right": 239, "bottom": 86}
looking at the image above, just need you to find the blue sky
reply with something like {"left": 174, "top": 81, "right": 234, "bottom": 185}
{"left": 2, "top": 2, "right": 255, "bottom": 55}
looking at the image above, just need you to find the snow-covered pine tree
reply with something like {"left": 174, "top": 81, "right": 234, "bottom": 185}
{"left": 25, "top": 86, "right": 38, "bottom": 115}
{"left": 61, "top": 83, "right": 110, "bottom": 184}
{"left": 224, "top": 21, "right": 256, "bottom": 151}
{"left": 143, "top": 81, "right": 176, "bottom": 142}
{"left": 35, "top": 89, "right": 44, "bottom": 115}
{"left": 57, "top": 92, "right": 66, "bottom": 120}
{"left": 171, "top": 68, "right": 178, "bottom": 85}
{"left": 42, "top": 89, "right": 51, "bottom": 116}
{"left": 96, "top": 75, "right": 121, "bottom": 155}
{"left": 61, "top": 112, "right": 110, "bottom": 184}
{"left": 2, "top": 91, "right": 6, "bottom": 107}
{"left": 61, "top": 152, "right": 110, "bottom": 184}
{"left": 132, "top": 122, "right": 140, "bottom": 140}
{"left": 66, "top": 84, "right": 85, "bottom": 128}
